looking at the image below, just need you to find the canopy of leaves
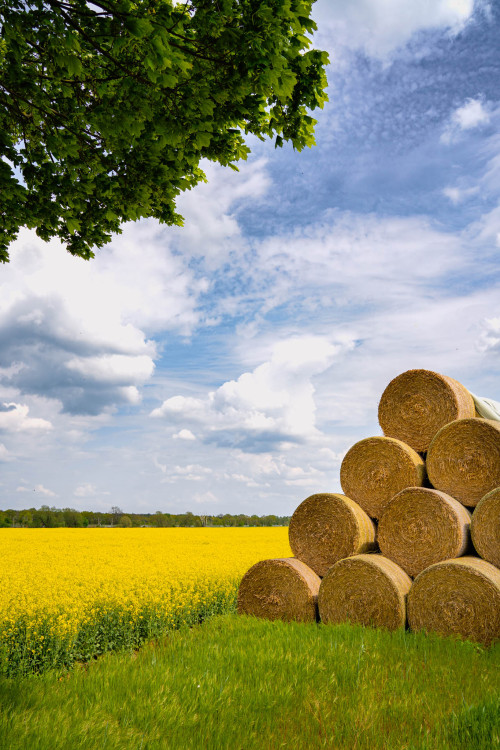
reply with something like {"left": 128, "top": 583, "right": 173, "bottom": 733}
{"left": 0, "top": 0, "right": 328, "bottom": 263}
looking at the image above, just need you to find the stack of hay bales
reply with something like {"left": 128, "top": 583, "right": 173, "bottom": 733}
{"left": 237, "top": 369, "right": 500, "bottom": 646}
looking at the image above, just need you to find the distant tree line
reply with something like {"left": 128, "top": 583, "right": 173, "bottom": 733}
{"left": 0, "top": 506, "right": 290, "bottom": 529}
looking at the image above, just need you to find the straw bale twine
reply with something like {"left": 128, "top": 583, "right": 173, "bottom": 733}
{"left": 407, "top": 557, "right": 500, "bottom": 646}
{"left": 237, "top": 558, "right": 320, "bottom": 623}
{"left": 378, "top": 369, "right": 475, "bottom": 452}
{"left": 288, "top": 493, "right": 376, "bottom": 577}
{"left": 426, "top": 418, "right": 500, "bottom": 507}
{"left": 471, "top": 487, "right": 500, "bottom": 568}
{"left": 378, "top": 487, "right": 471, "bottom": 577}
{"left": 340, "top": 436, "right": 426, "bottom": 519}
{"left": 318, "top": 554, "right": 412, "bottom": 631}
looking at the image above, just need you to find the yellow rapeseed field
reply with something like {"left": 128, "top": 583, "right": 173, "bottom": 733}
{"left": 0, "top": 527, "right": 291, "bottom": 674}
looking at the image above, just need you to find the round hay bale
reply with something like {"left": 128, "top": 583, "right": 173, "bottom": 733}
{"left": 237, "top": 558, "right": 320, "bottom": 622}
{"left": 288, "top": 493, "right": 376, "bottom": 577}
{"left": 318, "top": 554, "right": 412, "bottom": 631}
{"left": 378, "top": 487, "right": 471, "bottom": 577}
{"left": 471, "top": 487, "right": 500, "bottom": 568}
{"left": 407, "top": 557, "right": 500, "bottom": 646}
{"left": 378, "top": 369, "right": 475, "bottom": 452}
{"left": 426, "top": 418, "right": 500, "bottom": 507}
{"left": 340, "top": 436, "right": 426, "bottom": 519}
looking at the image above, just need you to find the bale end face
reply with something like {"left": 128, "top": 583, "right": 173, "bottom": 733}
{"left": 340, "top": 437, "right": 425, "bottom": 519}
{"left": 378, "top": 487, "right": 471, "bottom": 577}
{"left": 318, "top": 554, "right": 412, "bottom": 631}
{"left": 407, "top": 557, "right": 500, "bottom": 647}
{"left": 471, "top": 487, "right": 500, "bottom": 568}
{"left": 237, "top": 558, "right": 320, "bottom": 623}
{"left": 426, "top": 418, "right": 500, "bottom": 507}
{"left": 288, "top": 493, "right": 376, "bottom": 577}
{"left": 378, "top": 369, "right": 475, "bottom": 452}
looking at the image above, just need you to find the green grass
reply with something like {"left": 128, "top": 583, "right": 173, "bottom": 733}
{"left": 0, "top": 615, "right": 498, "bottom": 750}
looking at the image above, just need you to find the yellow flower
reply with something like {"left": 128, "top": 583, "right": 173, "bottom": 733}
{"left": 0, "top": 527, "right": 291, "bottom": 642}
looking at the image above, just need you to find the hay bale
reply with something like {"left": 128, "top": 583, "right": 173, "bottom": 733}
{"left": 340, "top": 436, "right": 426, "bottom": 519}
{"left": 288, "top": 493, "right": 376, "bottom": 577}
{"left": 471, "top": 487, "right": 500, "bottom": 568}
{"left": 378, "top": 487, "right": 471, "bottom": 577}
{"left": 426, "top": 418, "right": 500, "bottom": 507}
{"left": 237, "top": 558, "right": 320, "bottom": 622}
{"left": 318, "top": 554, "right": 412, "bottom": 631}
{"left": 378, "top": 369, "right": 475, "bottom": 452}
{"left": 407, "top": 556, "right": 500, "bottom": 646}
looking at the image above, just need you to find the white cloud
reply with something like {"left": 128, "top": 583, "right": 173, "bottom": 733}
{"left": 0, "top": 403, "right": 52, "bottom": 433}
{"left": 454, "top": 98, "right": 490, "bottom": 130}
{"left": 0, "top": 443, "right": 13, "bottom": 462}
{"left": 477, "top": 317, "right": 500, "bottom": 352}
{"left": 65, "top": 354, "right": 155, "bottom": 385}
{"left": 0, "top": 225, "right": 202, "bottom": 414}
{"left": 74, "top": 483, "right": 110, "bottom": 497}
{"left": 243, "top": 212, "right": 463, "bottom": 318}
{"left": 193, "top": 491, "right": 219, "bottom": 505}
{"left": 151, "top": 335, "right": 354, "bottom": 450}
{"left": 441, "top": 98, "right": 491, "bottom": 144}
{"left": 74, "top": 483, "right": 98, "bottom": 497}
{"left": 151, "top": 396, "right": 206, "bottom": 420}
{"left": 172, "top": 159, "right": 270, "bottom": 268}
{"left": 17, "top": 483, "right": 56, "bottom": 497}
{"left": 443, "top": 186, "right": 480, "bottom": 204}
{"left": 313, "top": 0, "right": 476, "bottom": 59}
{"left": 172, "top": 429, "right": 196, "bottom": 440}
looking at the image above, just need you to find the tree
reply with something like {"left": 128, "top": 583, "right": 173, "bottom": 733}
{"left": 110, "top": 505, "right": 123, "bottom": 525}
{"left": 0, "top": 0, "right": 329, "bottom": 263}
{"left": 119, "top": 513, "right": 132, "bottom": 526}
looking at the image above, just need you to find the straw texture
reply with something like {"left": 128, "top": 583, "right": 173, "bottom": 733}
{"left": 407, "top": 556, "right": 500, "bottom": 646}
{"left": 378, "top": 487, "right": 471, "bottom": 577}
{"left": 378, "top": 369, "right": 476, "bottom": 452}
{"left": 426, "top": 418, "right": 500, "bottom": 507}
{"left": 340, "top": 436, "right": 426, "bottom": 519}
{"left": 237, "top": 558, "right": 320, "bottom": 623}
{"left": 288, "top": 493, "right": 376, "bottom": 577}
{"left": 471, "top": 487, "right": 500, "bottom": 568}
{"left": 318, "top": 554, "right": 412, "bottom": 631}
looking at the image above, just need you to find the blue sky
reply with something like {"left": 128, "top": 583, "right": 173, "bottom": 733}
{"left": 1, "top": 0, "right": 499, "bottom": 515}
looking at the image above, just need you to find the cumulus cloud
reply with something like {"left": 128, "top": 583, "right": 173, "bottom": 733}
{"left": 172, "top": 429, "right": 196, "bottom": 440}
{"left": 151, "top": 335, "right": 354, "bottom": 451}
{"left": 171, "top": 158, "right": 270, "bottom": 267}
{"left": 0, "top": 157, "right": 273, "bottom": 418}
{"left": 155, "top": 460, "right": 214, "bottom": 482}
{"left": 313, "top": 0, "right": 476, "bottom": 59}
{"left": 441, "top": 98, "right": 491, "bottom": 144}
{"left": 477, "top": 317, "right": 500, "bottom": 352}
{"left": 17, "top": 483, "right": 56, "bottom": 497}
{"left": 74, "top": 483, "right": 111, "bottom": 497}
{"left": 0, "top": 224, "right": 207, "bottom": 414}
{"left": 0, "top": 403, "right": 52, "bottom": 433}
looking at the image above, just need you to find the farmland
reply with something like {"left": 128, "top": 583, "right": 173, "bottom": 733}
{"left": 0, "top": 527, "right": 291, "bottom": 676}
{"left": 1, "top": 527, "right": 499, "bottom": 749}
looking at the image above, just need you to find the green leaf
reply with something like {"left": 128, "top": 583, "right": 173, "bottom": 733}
{"left": 65, "top": 218, "right": 81, "bottom": 235}
{"left": 0, "top": 0, "right": 328, "bottom": 262}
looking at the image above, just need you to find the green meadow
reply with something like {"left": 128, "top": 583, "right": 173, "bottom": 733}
{"left": 1, "top": 615, "right": 498, "bottom": 750}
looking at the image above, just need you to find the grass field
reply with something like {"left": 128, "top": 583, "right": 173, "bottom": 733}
{"left": 1, "top": 614, "right": 499, "bottom": 750}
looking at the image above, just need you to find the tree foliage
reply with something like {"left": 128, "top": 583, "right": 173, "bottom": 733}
{"left": 0, "top": 506, "right": 291, "bottom": 526}
{"left": 0, "top": 0, "right": 328, "bottom": 263}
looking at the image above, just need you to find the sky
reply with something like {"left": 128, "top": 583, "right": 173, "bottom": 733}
{"left": 1, "top": 0, "right": 499, "bottom": 516}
